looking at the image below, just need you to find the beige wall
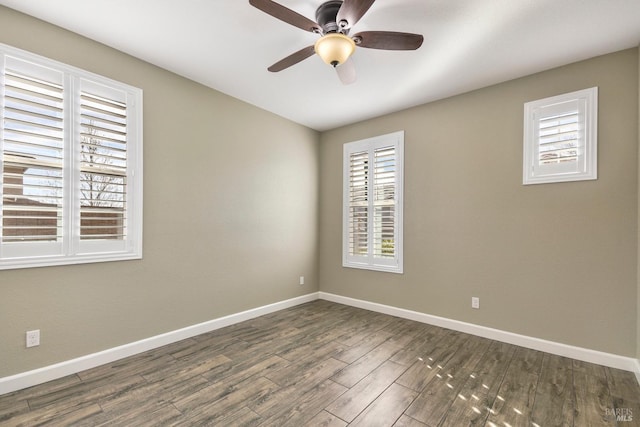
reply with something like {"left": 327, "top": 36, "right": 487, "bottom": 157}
{"left": 320, "top": 49, "right": 639, "bottom": 357}
{"left": 0, "top": 7, "right": 320, "bottom": 377}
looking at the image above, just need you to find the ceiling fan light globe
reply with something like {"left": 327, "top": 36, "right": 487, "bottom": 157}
{"left": 314, "top": 33, "right": 355, "bottom": 67}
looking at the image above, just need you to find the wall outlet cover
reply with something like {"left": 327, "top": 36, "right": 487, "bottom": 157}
{"left": 26, "top": 330, "right": 40, "bottom": 347}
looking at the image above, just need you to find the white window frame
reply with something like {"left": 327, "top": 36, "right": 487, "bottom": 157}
{"left": 523, "top": 87, "right": 597, "bottom": 185}
{"left": 343, "top": 131, "right": 403, "bottom": 274}
{"left": 0, "top": 43, "right": 143, "bottom": 270}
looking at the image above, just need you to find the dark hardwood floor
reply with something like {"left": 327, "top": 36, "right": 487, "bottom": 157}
{"left": 1, "top": 300, "right": 639, "bottom": 426}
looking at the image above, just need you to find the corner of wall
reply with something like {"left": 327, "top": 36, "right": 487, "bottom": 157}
{"left": 636, "top": 44, "right": 640, "bottom": 381}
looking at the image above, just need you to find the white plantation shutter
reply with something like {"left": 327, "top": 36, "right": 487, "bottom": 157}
{"left": 79, "top": 83, "right": 128, "bottom": 241}
{"left": 538, "top": 110, "right": 580, "bottom": 165}
{"left": 373, "top": 146, "right": 396, "bottom": 259}
{"left": 523, "top": 87, "right": 597, "bottom": 185}
{"left": 343, "top": 131, "right": 403, "bottom": 273}
{"left": 1, "top": 58, "right": 65, "bottom": 258}
{"left": 348, "top": 150, "right": 368, "bottom": 257}
{"left": 0, "top": 44, "right": 142, "bottom": 269}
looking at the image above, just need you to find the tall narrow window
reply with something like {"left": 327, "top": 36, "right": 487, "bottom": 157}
{"left": 343, "top": 131, "right": 403, "bottom": 273}
{"left": 523, "top": 87, "right": 597, "bottom": 185}
{"left": 0, "top": 44, "right": 142, "bottom": 269}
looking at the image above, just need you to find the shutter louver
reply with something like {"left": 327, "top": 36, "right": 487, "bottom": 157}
{"left": 348, "top": 150, "right": 368, "bottom": 256}
{"left": 79, "top": 91, "right": 127, "bottom": 241}
{"left": 2, "top": 68, "right": 64, "bottom": 243}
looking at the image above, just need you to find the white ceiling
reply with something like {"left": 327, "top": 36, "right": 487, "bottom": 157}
{"left": 2, "top": 0, "right": 640, "bottom": 131}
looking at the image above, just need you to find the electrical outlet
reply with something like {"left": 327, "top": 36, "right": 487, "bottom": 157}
{"left": 471, "top": 297, "right": 480, "bottom": 309}
{"left": 299, "top": 276, "right": 305, "bottom": 285}
{"left": 26, "top": 330, "right": 40, "bottom": 348}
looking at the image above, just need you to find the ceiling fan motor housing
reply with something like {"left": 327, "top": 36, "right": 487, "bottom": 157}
{"left": 315, "top": 0, "right": 345, "bottom": 34}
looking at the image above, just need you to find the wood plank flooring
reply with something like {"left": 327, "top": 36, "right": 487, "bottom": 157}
{"left": 1, "top": 300, "right": 639, "bottom": 426}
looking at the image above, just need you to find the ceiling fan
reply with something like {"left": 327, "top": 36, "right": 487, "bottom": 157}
{"left": 249, "top": 0, "right": 424, "bottom": 84}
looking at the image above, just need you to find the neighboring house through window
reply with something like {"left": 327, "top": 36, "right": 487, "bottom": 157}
{"left": 0, "top": 43, "right": 143, "bottom": 269}
{"left": 343, "top": 131, "right": 403, "bottom": 273}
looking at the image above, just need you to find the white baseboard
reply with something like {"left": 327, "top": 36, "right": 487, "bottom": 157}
{"left": 318, "top": 292, "right": 640, "bottom": 375}
{"left": 2, "top": 290, "right": 638, "bottom": 396}
{"left": 0, "top": 292, "right": 319, "bottom": 395}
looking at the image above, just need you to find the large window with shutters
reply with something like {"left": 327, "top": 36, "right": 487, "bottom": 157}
{"left": 523, "top": 87, "right": 597, "bottom": 185}
{"left": 0, "top": 44, "right": 142, "bottom": 269}
{"left": 343, "top": 131, "right": 403, "bottom": 273}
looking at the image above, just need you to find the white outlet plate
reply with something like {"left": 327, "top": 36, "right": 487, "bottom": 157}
{"left": 26, "top": 330, "right": 40, "bottom": 347}
{"left": 299, "top": 276, "right": 305, "bottom": 285}
{"left": 471, "top": 297, "right": 480, "bottom": 309}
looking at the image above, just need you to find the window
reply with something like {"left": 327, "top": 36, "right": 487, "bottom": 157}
{"left": 343, "top": 131, "right": 403, "bottom": 273}
{"left": 0, "top": 43, "right": 143, "bottom": 269}
{"left": 523, "top": 87, "right": 597, "bottom": 185}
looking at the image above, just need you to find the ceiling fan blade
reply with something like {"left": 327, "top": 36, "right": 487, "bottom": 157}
{"left": 353, "top": 31, "right": 424, "bottom": 50}
{"left": 336, "top": 0, "right": 376, "bottom": 29}
{"left": 249, "top": 0, "right": 320, "bottom": 33}
{"left": 336, "top": 58, "right": 357, "bottom": 85}
{"left": 268, "top": 45, "right": 316, "bottom": 72}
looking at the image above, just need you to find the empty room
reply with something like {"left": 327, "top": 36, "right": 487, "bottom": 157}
{"left": 0, "top": 0, "right": 639, "bottom": 426}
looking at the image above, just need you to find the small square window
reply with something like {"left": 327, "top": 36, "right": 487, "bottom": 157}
{"left": 523, "top": 87, "right": 597, "bottom": 185}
